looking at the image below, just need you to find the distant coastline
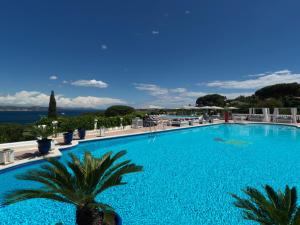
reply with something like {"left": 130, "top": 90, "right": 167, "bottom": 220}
{"left": 0, "top": 109, "right": 100, "bottom": 124}
{"left": 0, "top": 106, "right": 47, "bottom": 111}
{"left": 0, "top": 106, "right": 97, "bottom": 112}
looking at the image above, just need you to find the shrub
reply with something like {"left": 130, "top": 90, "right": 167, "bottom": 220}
{"left": 104, "top": 105, "right": 135, "bottom": 117}
{"left": 196, "top": 94, "right": 226, "bottom": 107}
{"left": 58, "top": 117, "right": 77, "bottom": 133}
{"left": 73, "top": 116, "right": 94, "bottom": 130}
{"left": 0, "top": 124, "right": 34, "bottom": 143}
{"left": 23, "top": 125, "right": 53, "bottom": 140}
{"left": 0, "top": 112, "right": 145, "bottom": 144}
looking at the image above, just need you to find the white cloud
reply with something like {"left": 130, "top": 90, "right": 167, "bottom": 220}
{"left": 62, "top": 80, "right": 68, "bottom": 84}
{"left": 145, "top": 105, "right": 164, "bottom": 109}
{"left": 170, "top": 88, "right": 187, "bottom": 93}
{"left": 135, "top": 83, "right": 252, "bottom": 108}
{"left": 205, "top": 69, "right": 300, "bottom": 89}
{"left": 181, "top": 91, "right": 208, "bottom": 98}
{"left": 0, "top": 91, "right": 125, "bottom": 108}
{"left": 71, "top": 79, "right": 108, "bottom": 88}
{"left": 49, "top": 75, "right": 58, "bottom": 80}
{"left": 101, "top": 44, "right": 108, "bottom": 50}
{"left": 152, "top": 30, "right": 159, "bottom": 35}
{"left": 134, "top": 83, "right": 168, "bottom": 96}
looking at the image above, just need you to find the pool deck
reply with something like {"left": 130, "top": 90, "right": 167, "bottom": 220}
{"left": 1, "top": 120, "right": 300, "bottom": 171}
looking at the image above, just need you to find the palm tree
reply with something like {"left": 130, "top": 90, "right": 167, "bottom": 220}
{"left": 231, "top": 185, "right": 300, "bottom": 225}
{"left": 1, "top": 150, "right": 143, "bottom": 225}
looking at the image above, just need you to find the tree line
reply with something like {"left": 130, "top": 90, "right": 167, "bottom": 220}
{"left": 196, "top": 83, "right": 300, "bottom": 112}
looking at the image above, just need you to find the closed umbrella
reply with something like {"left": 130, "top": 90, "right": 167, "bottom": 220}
{"left": 249, "top": 108, "right": 253, "bottom": 115}
{"left": 262, "top": 108, "right": 270, "bottom": 122}
{"left": 210, "top": 106, "right": 224, "bottom": 110}
{"left": 228, "top": 107, "right": 238, "bottom": 110}
{"left": 273, "top": 108, "right": 279, "bottom": 122}
{"left": 291, "top": 108, "right": 297, "bottom": 123}
{"left": 198, "top": 106, "right": 213, "bottom": 109}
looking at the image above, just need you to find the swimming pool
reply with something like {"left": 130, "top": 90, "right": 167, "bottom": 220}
{"left": 1, "top": 124, "right": 300, "bottom": 224}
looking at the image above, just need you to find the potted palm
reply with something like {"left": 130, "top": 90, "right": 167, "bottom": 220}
{"left": 60, "top": 120, "right": 75, "bottom": 145}
{"left": 2, "top": 150, "right": 142, "bottom": 225}
{"left": 76, "top": 119, "right": 89, "bottom": 140}
{"left": 24, "top": 125, "right": 53, "bottom": 155}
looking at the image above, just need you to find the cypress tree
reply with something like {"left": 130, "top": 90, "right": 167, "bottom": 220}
{"left": 48, "top": 90, "right": 57, "bottom": 118}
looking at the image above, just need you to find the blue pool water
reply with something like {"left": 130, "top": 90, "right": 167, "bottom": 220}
{"left": 1, "top": 124, "right": 300, "bottom": 224}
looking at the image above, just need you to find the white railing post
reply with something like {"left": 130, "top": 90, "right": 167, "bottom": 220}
{"left": 52, "top": 121, "right": 58, "bottom": 138}
{"left": 94, "top": 118, "right": 98, "bottom": 130}
{"left": 120, "top": 117, "right": 123, "bottom": 130}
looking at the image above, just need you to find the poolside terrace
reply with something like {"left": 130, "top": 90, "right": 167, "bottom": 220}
{"left": 0, "top": 120, "right": 224, "bottom": 171}
{"left": 1, "top": 107, "right": 300, "bottom": 171}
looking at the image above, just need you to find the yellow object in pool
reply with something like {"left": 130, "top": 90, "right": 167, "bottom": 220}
{"left": 225, "top": 139, "right": 251, "bottom": 146}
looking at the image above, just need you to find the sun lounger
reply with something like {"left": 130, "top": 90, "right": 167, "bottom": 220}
{"left": 233, "top": 115, "right": 247, "bottom": 122}
{"left": 275, "top": 115, "right": 292, "bottom": 123}
{"left": 248, "top": 114, "right": 264, "bottom": 122}
{"left": 189, "top": 119, "right": 200, "bottom": 126}
{"left": 171, "top": 119, "right": 189, "bottom": 127}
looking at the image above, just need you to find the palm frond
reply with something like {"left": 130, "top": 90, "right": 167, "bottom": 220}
{"left": 265, "top": 185, "right": 280, "bottom": 209}
{"left": 96, "top": 163, "right": 142, "bottom": 195}
{"left": 291, "top": 207, "right": 300, "bottom": 225}
{"left": 2, "top": 189, "right": 72, "bottom": 206}
{"left": 2, "top": 150, "right": 143, "bottom": 215}
{"left": 232, "top": 185, "right": 299, "bottom": 225}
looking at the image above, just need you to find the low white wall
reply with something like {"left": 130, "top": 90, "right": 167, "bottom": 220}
{"left": 0, "top": 140, "right": 37, "bottom": 149}
{"left": 0, "top": 125, "right": 133, "bottom": 151}
{"left": 0, "top": 140, "right": 56, "bottom": 152}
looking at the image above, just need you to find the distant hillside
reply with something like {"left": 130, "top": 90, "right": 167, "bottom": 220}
{"left": 0, "top": 106, "right": 48, "bottom": 111}
{"left": 0, "top": 106, "right": 97, "bottom": 112}
{"left": 194, "top": 83, "right": 300, "bottom": 112}
{"left": 255, "top": 82, "right": 300, "bottom": 99}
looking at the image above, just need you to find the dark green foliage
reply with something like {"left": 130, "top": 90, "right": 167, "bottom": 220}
{"left": 80, "top": 111, "right": 105, "bottom": 117}
{"left": 23, "top": 125, "right": 53, "bottom": 140}
{"left": 0, "top": 124, "right": 34, "bottom": 143}
{"left": 194, "top": 83, "right": 300, "bottom": 111}
{"left": 97, "top": 117, "right": 121, "bottom": 128}
{"left": 256, "top": 98, "right": 284, "bottom": 108}
{"left": 74, "top": 116, "right": 94, "bottom": 130}
{"left": 231, "top": 185, "right": 300, "bottom": 225}
{"left": 196, "top": 94, "right": 226, "bottom": 107}
{"left": 104, "top": 105, "right": 135, "bottom": 117}
{"left": 0, "top": 111, "right": 144, "bottom": 144}
{"left": 282, "top": 96, "right": 300, "bottom": 108}
{"left": 48, "top": 91, "right": 57, "bottom": 119}
{"left": 58, "top": 117, "right": 78, "bottom": 133}
{"left": 2, "top": 151, "right": 143, "bottom": 225}
{"left": 255, "top": 83, "right": 300, "bottom": 99}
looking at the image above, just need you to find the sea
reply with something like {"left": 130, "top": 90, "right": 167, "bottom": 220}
{"left": 0, "top": 110, "right": 98, "bottom": 124}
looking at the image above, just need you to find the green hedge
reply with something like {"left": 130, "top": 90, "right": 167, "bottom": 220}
{"left": 0, "top": 124, "right": 34, "bottom": 143}
{"left": 0, "top": 112, "right": 146, "bottom": 144}
{"left": 37, "top": 112, "right": 145, "bottom": 130}
{"left": 104, "top": 105, "right": 135, "bottom": 117}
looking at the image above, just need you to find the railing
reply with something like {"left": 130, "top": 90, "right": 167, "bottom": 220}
{"left": 149, "top": 121, "right": 157, "bottom": 133}
{"left": 232, "top": 113, "right": 299, "bottom": 123}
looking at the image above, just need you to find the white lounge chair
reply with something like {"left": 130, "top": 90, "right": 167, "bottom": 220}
{"left": 171, "top": 119, "right": 189, "bottom": 127}
{"left": 276, "top": 115, "right": 292, "bottom": 123}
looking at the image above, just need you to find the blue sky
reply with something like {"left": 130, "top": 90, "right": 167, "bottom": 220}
{"left": 0, "top": 0, "right": 300, "bottom": 108}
